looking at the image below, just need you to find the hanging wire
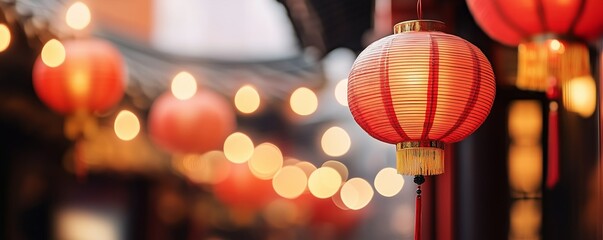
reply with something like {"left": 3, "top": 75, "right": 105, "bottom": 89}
{"left": 416, "top": 0, "right": 423, "bottom": 20}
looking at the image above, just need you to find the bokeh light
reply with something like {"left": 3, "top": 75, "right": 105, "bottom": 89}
{"left": 248, "top": 142, "right": 283, "bottom": 180}
{"left": 187, "top": 151, "right": 232, "bottom": 184}
{"left": 66, "top": 2, "right": 91, "bottom": 30}
{"left": 374, "top": 167, "right": 405, "bottom": 197}
{"left": 113, "top": 110, "right": 140, "bottom": 141}
{"left": 564, "top": 75, "right": 596, "bottom": 118}
{"left": 321, "top": 126, "right": 351, "bottom": 157}
{"left": 295, "top": 161, "right": 317, "bottom": 178}
{"left": 334, "top": 78, "right": 348, "bottom": 106}
{"left": 508, "top": 144, "right": 542, "bottom": 193}
{"left": 341, "top": 178, "right": 374, "bottom": 210}
{"left": 283, "top": 157, "right": 300, "bottom": 166}
{"left": 508, "top": 100, "right": 542, "bottom": 145}
{"left": 548, "top": 39, "right": 564, "bottom": 53}
{"left": 290, "top": 87, "right": 318, "bottom": 116}
{"left": 322, "top": 160, "right": 348, "bottom": 182}
{"left": 0, "top": 24, "right": 10, "bottom": 52}
{"left": 170, "top": 71, "right": 197, "bottom": 100}
{"left": 510, "top": 200, "right": 541, "bottom": 238}
{"left": 234, "top": 85, "right": 260, "bottom": 114}
{"left": 331, "top": 189, "right": 350, "bottom": 210}
{"left": 56, "top": 208, "right": 119, "bottom": 240}
{"left": 272, "top": 165, "right": 308, "bottom": 199}
{"left": 308, "top": 167, "right": 342, "bottom": 199}
{"left": 41, "top": 39, "right": 66, "bottom": 67}
{"left": 223, "top": 132, "right": 254, "bottom": 163}
{"left": 263, "top": 199, "right": 301, "bottom": 228}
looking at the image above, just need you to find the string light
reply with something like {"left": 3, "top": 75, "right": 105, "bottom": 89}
{"left": 321, "top": 126, "right": 351, "bottom": 157}
{"left": 170, "top": 71, "right": 197, "bottom": 100}
{"left": 248, "top": 142, "right": 283, "bottom": 180}
{"left": 334, "top": 79, "right": 348, "bottom": 106}
{"left": 341, "top": 178, "right": 374, "bottom": 210}
{"left": 234, "top": 85, "right": 261, "bottom": 114}
{"left": 290, "top": 87, "right": 318, "bottom": 116}
{"left": 65, "top": 2, "right": 91, "bottom": 30}
{"left": 374, "top": 167, "right": 405, "bottom": 197}
{"left": 308, "top": 167, "right": 342, "bottom": 199}
{"left": 223, "top": 132, "right": 254, "bottom": 163}
{"left": 272, "top": 165, "right": 308, "bottom": 199}
{"left": 41, "top": 39, "right": 66, "bottom": 67}
{"left": 0, "top": 24, "right": 10, "bottom": 52}
{"left": 114, "top": 110, "right": 140, "bottom": 141}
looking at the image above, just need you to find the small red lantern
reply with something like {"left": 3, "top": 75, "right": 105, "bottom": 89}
{"left": 33, "top": 39, "right": 125, "bottom": 115}
{"left": 466, "top": 0, "right": 603, "bottom": 46}
{"left": 466, "top": 0, "right": 603, "bottom": 92}
{"left": 148, "top": 82, "right": 236, "bottom": 154}
{"left": 348, "top": 20, "right": 496, "bottom": 176}
{"left": 33, "top": 38, "right": 125, "bottom": 178}
{"left": 213, "top": 163, "right": 276, "bottom": 211}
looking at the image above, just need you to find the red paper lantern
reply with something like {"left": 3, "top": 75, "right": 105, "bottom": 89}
{"left": 466, "top": 0, "right": 603, "bottom": 92}
{"left": 213, "top": 163, "right": 276, "bottom": 211}
{"left": 33, "top": 39, "right": 125, "bottom": 114}
{"left": 348, "top": 20, "right": 496, "bottom": 176}
{"left": 148, "top": 88, "right": 236, "bottom": 154}
{"left": 466, "top": 0, "right": 603, "bottom": 46}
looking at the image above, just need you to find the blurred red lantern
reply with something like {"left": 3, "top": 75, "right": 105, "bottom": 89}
{"left": 32, "top": 38, "right": 125, "bottom": 178}
{"left": 309, "top": 198, "right": 364, "bottom": 238}
{"left": 466, "top": 0, "right": 603, "bottom": 92}
{"left": 148, "top": 86, "right": 236, "bottom": 154}
{"left": 213, "top": 163, "right": 276, "bottom": 211}
{"left": 466, "top": 0, "right": 603, "bottom": 46}
{"left": 33, "top": 39, "right": 125, "bottom": 115}
{"left": 348, "top": 20, "right": 495, "bottom": 176}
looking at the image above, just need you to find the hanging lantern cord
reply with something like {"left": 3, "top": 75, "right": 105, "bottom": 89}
{"left": 416, "top": 0, "right": 423, "bottom": 20}
{"left": 413, "top": 174, "right": 425, "bottom": 240}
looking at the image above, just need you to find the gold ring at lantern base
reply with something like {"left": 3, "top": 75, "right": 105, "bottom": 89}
{"left": 396, "top": 141, "right": 445, "bottom": 176}
{"left": 394, "top": 20, "right": 446, "bottom": 34}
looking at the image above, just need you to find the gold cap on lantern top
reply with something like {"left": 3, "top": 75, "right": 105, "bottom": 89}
{"left": 396, "top": 141, "right": 445, "bottom": 176}
{"left": 394, "top": 20, "right": 446, "bottom": 34}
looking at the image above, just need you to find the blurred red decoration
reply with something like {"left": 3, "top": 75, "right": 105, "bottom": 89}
{"left": 466, "top": 0, "right": 603, "bottom": 46}
{"left": 348, "top": 20, "right": 496, "bottom": 176}
{"left": 33, "top": 39, "right": 125, "bottom": 115}
{"left": 310, "top": 198, "right": 364, "bottom": 238}
{"left": 213, "top": 163, "right": 276, "bottom": 211}
{"left": 467, "top": 0, "right": 602, "bottom": 92}
{"left": 148, "top": 89, "right": 235, "bottom": 154}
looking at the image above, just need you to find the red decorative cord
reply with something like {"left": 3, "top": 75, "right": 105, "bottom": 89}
{"left": 547, "top": 102, "right": 559, "bottom": 188}
{"left": 413, "top": 175, "right": 425, "bottom": 240}
{"left": 546, "top": 77, "right": 560, "bottom": 189}
{"left": 416, "top": 0, "right": 423, "bottom": 20}
{"left": 415, "top": 185, "right": 422, "bottom": 240}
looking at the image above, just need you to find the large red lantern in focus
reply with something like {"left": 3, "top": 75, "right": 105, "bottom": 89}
{"left": 148, "top": 72, "right": 236, "bottom": 154}
{"left": 347, "top": 19, "right": 495, "bottom": 240}
{"left": 466, "top": 0, "right": 603, "bottom": 92}
{"left": 348, "top": 20, "right": 495, "bottom": 176}
{"left": 33, "top": 39, "right": 125, "bottom": 116}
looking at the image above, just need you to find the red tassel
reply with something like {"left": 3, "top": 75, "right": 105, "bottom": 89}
{"left": 415, "top": 185, "right": 422, "bottom": 240}
{"left": 546, "top": 102, "right": 559, "bottom": 188}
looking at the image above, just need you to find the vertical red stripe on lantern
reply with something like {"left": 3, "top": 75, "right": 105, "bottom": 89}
{"left": 421, "top": 34, "right": 439, "bottom": 140}
{"left": 438, "top": 41, "right": 482, "bottom": 141}
{"left": 380, "top": 37, "right": 410, "bottom": 140}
